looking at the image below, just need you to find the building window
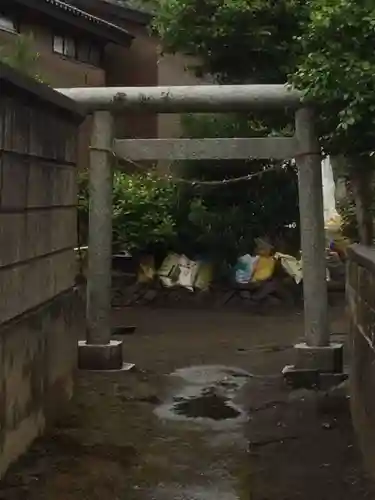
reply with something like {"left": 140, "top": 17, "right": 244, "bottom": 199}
{"left": 77, "top": 41, "right": 90, "bottom": 63}
{"left": 53, "top": 35, "right": 77, "bottom": 58}
{"left": 53, "top": 34, "right": 102, "bottom": 66}
{"left": 88, "top": 45, "right": 101, "bottom": 66}
{"left": 65, "top": 37, "right": 76, "bottom": 58}
{"left": 53, "top": 35, "right": 64, "bottom": 54}
{"left": 0, "top": 14, "right": 17, "bottom": 34}
{"left": 77, "top": 41, "right": 102, "bottom": 65}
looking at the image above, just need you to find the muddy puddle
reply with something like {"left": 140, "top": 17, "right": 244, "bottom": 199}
{"left": 155, "top": 365, "right": 250, "bottom": 428}
{"left": 173, "top": 389, "right": 241, "bottom": 420}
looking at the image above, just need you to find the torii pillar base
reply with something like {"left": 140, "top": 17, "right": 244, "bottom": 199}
{"left": 78, "top": 340, "right": 134, "bottom": 372}
{"left": 283, "top": 342, "right": 345, "bottom": 389}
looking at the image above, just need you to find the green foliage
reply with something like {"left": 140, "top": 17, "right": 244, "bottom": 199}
{"left": 155, "top": 0, "right": 375, "bottom": 243}
{"left": 154, "top": 0, "right": 307, "bottom": 83}
{"left": 337, "top": 179, "right": 375, "bottom": 241}
{"left": 76, "top": 114, "right": 300, "bottom": 266}
{"left": 337, "top": 198, "right": 359, "bottom": 241}
{"left": 153, "top": 1, "right": 302, "bottom": 258}
{"left": 291, "top": 0, "right": 375, "bottom": 156}
{"left": 290, "top": 0, "right": 375, "bottom": 242}
{"left": 174, "top": 169, "right": 299, "bottom": 264}
{"left": 155, "top": 0, "right": 375, "bottom": 157}
{"left": 83, "top": 0, "right": 375, "bottom": 254}
{"left": 78, "top": 171, "right": 178, "bottom": 255}
{"left": 112, "top": 172, "right": 177, "bottom": 254}
{"left": 0, "top": 34, "right": 45, "bottom": 83}
{"left": 78, "top": 159, "right": 300, "bottom": 264}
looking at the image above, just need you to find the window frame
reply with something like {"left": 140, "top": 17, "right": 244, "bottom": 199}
{"left": 0, "top": 14, "right": 18, "bottom": 34}
{"left": 52, "top": 33, "right": 103, "bottom": 67}
{"left": 52, "top": 34, "right": 77, "bottom": 59}
{"left": 88, "top": 44, "right": 102, "bottom": 66}
{"left": 52, "top": 34, "right": 64, "bottom": 54}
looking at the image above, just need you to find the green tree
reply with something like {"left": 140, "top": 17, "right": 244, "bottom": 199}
{"left": 291, "top": 0, "right": 375, "bottom": 243}
{"left": 154, "top": 0, "right": 305, "bottom": 255}
{"left": 154, "top": 0, "right": 307, "bottom": 83}
{"left": 155, "top": 0, "right": 375, "bottom": 244}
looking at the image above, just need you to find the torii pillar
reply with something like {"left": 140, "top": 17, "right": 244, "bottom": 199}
{"left": 77, "top": 111, "right": 125, "bottom": 370}
{"left": 282, "top": 107, "right": 344, "bottom": 386}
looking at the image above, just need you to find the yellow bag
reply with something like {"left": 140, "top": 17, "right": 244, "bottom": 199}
{"left": 195, "top": 262, "right": 213, "bottom": 291}
{"left": 252, "top": 256, "right": 276, "bottom": 282}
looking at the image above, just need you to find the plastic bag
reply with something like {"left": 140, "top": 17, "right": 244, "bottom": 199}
{"left": 235, "top": 254, "right": 259, "bottom": 284}
{"left": 275, "top": 252, "right": 303, "bottom": 284}
{"left": 275, "top": 252, "right": 331, "bottom": 283}
{"left": 158, "top": 253, "right": 200, "bottom": 291}
{"left": 158, "top": 253, "right": 181, "bottom": 288}
{"left": 178, "top": 255, "right": 199, "bottom": 291}
{"left": 252, "top": 256, "right": 276, "bottom": 282}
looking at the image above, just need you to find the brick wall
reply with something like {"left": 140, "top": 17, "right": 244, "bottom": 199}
{"left": 0, "top": 64, "right": 84, "bottom": 476}
{"left": 347, "top": 244, "right": 375, "bottom": 480}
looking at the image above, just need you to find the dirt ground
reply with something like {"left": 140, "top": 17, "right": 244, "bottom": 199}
{"left": 0, "top": 304, "right": 375, "bottom": 500}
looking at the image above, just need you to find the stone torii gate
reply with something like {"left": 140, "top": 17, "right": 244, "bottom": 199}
{"left": 57, "top": 84, "right": 343, "bottom": 378}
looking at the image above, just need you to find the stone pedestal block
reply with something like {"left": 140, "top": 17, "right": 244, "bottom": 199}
{"left": 294, "top": 342, "right": 344, "bottom": 373}
{"left": 282, "top": 342, "right": 345, "bottom": 389}
{"left": 78, "top": 340, "right": 123, "bottom": 370}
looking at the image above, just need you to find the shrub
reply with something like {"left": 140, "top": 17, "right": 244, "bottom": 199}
{"left": 337, "top": 198, "right": 358, "bottom": 241}
{"left": 337, "top": 181, "right": 375, "bottom": 243}
{"left": 172, "top": 167, "right": 300, "bottom": 265}
{"left": 112, "top": 172, "right": 177, "bottom": 255}
{"left": 78, "top": 171, "right": 178, "bottom": 256}
{"left": 79, "top": 174, "right": 299, "bottom": 268}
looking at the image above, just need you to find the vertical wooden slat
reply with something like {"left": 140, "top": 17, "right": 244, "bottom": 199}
{"left": 11, "top": 99, "right": 30, "bottom": 154}
{"left": 2, "top": 97, "right": 14, "bottom": 152}
{"left": 0, "top": 155, "right": 29, "bottom": 210}
{"left": 29, "top": 104, "right": 43, "bottom": 158}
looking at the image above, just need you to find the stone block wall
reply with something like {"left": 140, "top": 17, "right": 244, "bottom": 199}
{"left": 347, "top": 244, "right": 375, "bottom": 480}
{"left": 0, "top": 63, "right": 84, "bottom": 476}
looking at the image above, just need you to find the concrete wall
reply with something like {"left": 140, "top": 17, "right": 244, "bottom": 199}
{"left": 0, "top": 64, "right": 84, "bottom": 477}
{"left": 347, "top": 244, "right": 375, "bottom": 480}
